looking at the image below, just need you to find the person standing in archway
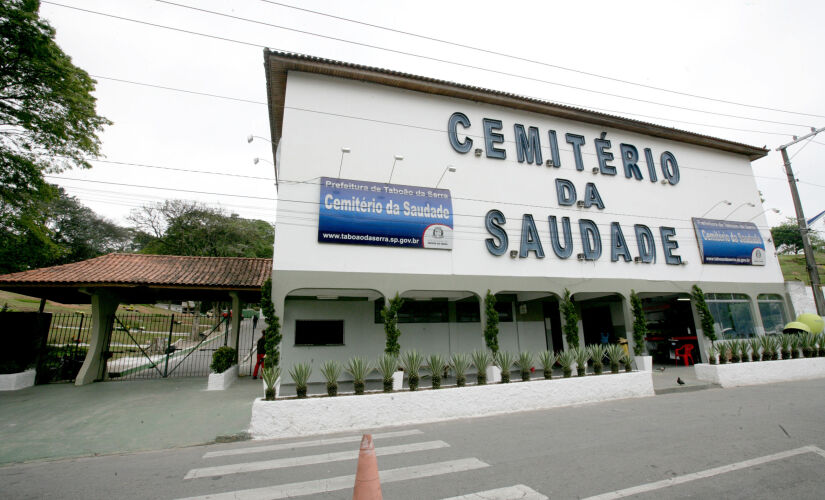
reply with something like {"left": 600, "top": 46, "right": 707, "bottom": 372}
{"left": 253, "top": 333, "right": 266, "bottom": 379}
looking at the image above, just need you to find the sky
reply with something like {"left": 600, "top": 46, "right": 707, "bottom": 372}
{"left": 37, "top": 0, "right": 825, "bottom": 230}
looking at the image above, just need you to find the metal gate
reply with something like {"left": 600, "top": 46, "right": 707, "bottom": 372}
{"left": 103, "top": 313, "right": 229, "bottom": 381}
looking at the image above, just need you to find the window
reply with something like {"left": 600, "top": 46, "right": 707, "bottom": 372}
{"left": 494, "top": 300, "right": 514, "bottom": 322}
{"left": 706, "top": 294, "right": 756, "bottom": 339}
{"left": 456, "top": 300, "right": 480, "bottom": 322}
{"left": 757, "top": 294, "right": 788, "bottom": 335}
{"left": 398, "top": 300, "right": 449, "bottom": 323}
{"left": 295, "top": 320, "right": 344, "bottom": 345}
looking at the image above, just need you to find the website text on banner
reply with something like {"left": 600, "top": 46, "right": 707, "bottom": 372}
{"left": 318, "top": 177, "right": 453, "bottom": 250}
{"left": 692, "top": 218, "right": 766, "bottom": 266}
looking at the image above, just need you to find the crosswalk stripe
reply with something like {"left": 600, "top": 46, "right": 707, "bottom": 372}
{"left": 203, "top": 429, "right": 423, "bottom": 458}
{"left": 184, "top": 440, "right": 449, "bottom": 479}
{"left": 176, "top": 458, "right": 489, "bottom": 500}
{"left": 441, "top": 484, "right": 548, "bottom": 500}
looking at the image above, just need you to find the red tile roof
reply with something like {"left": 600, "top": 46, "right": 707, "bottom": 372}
{"left": 0, "top": 254, "right": 272, "bottom": 289}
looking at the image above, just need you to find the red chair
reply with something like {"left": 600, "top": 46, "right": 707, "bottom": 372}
{"left": 675, "top": 344, "right": 694, "bottom": 366}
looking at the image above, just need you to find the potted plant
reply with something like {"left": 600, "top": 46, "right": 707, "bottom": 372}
{"left": 320, "top": 360, "right": 342, "bottom": 396}
{"left": 537, "top": 350, "right": 556, "bottom": 379}
{"left": 729, "top": 340, "right": 741, "bottom": 363}
{"left": 496, "top": 351, "right": 514, "bottom": 383}
{"left": 400, "top": 350, "right": 423, "bottom": 391}
{"left": 451, "top": 352, "right": 470, "bottom": 387}
{"left": 381, "top": 293, "right": 404, "bottom": 356}
{"left": 588, "top": 344, "right": 606, "bottom": 375}
{"left": 738, "top": 340, "right": 750, "bottom": 362}
{"left": 819, "top": 333, "right": 825, "bottom": 357}
{"left": 516, "top": 351, "right": 533, "bottom": 381}
{"left": 207, "top": 346, "right": 238, "bottom": 390}
{"left": 288, "top": 362, "right": 312, "bottom": 399}
{"left": 708, "top": 343, "right": 718, "bottom": 365}
{"left": 484, "top": 290, "right": 500, "bottom": 354}
{"left": 629, "top": 290, "right": 651, "bottom": 370}
{"left": 471, "top": 349, "right": 491, "bottom": 385}
{"left": 802, "top": 333, "right": 815, "bottom": 358}
{"left": 260, "top": 278, "right": 282, "bottom": 399}
{"left": 573, "top": 347, "right": 590, "bottom": 377}
{"left": 557, "top": 350, "right": 574, "bottom": 378}
{"left": 376, "top": 354, "right": 398, "bottom": 393}
{"left": 345, "top": 357, "right": 372, "bottom": 395}
{"left": 748, "top": 337, "right": 762, "bottom": 362}
{"left": 622, "top": 351, "right": 633, "bottom": 372}
{"left": 606, "top": 344, "right": 624, "bottom": 374}
{"left": 426, "top": 353, "right": 446, "bottom": 389}
{"left": 691, "top": 285, "right": 718, "bottom": 344}
{"left": 261, "top": 365, "right": 281, "bottom": 401}
{"left": 789, "top": 334, "right": 801, "bottom": 359}
{"left": 717, "top": 342, "right": 728, "bottom": 364}
{"left": 779, "top": 335, "right": 792, "bottom": 360}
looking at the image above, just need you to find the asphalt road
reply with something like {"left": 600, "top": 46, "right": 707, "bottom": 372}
{"left": 2, "top": 378, "right": 824, "bottom": 499}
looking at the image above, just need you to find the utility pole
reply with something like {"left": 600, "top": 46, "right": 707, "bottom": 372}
{"left": 777, "top": 125, "right": 825, "bottom": 315}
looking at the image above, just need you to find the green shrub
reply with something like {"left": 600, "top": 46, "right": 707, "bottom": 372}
{"left": 381, "top": 294, "right": 404, "bottom": 356}
{"left": 289, "top": 362, "right": 312, "bottom": 398}
{"left": 691, "top": 285, "right": 717, "bottom": 343}
{"left": 537, "top": 350, "right": 556, "bottom": 379}
{"left": 345, "top": 357, "right": 372, "bottom": 395}
{"left": 573, "top": 347, "right": 590, "bottom": 376}
{"left": 427, "top": 353, "right": 446, "bottom": 389}
{"left": 262, "top": 365, "right": 281, "bottom": 400}
{"left": 210, "top": 346, "right": 237, "bottom": 374}
{"left": 495, "top": 351, "right": 514, "bottom": 383}
{"left": 630, "top": 290, "right": 648, "bottom": 355}
{"left": 320, "top": 360, "right": 342, "bottom": 396}
{"left": 588, "top": 344, "right": 606, "bottom": 375}
{"left": 606, "top": 344, "right": 624, "bottom": 374}
{"left": 471, "top": 349, "right": 491, "bottom": 385}
{"left": 376, "top": 354, "right": 398, "bottom": 392}
{"left": 516, "top": 351, "right": 533, "bottom": 381}
{"left": 483, "top": 290, "right": 500, "bottom": 354}
{"left": 451, "top": 352, "right": 470, "bottom": 387}
{"left": 400, "top": 350, "right": 423, "bottom": 391}
{"left": 560, "top": 289, "right": 580, "bottom": 348}
{"left": 557, "top": 350, "right": 574, "bottom": 378}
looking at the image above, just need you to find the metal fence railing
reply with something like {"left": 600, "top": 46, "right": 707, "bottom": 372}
{"left": 37, "top": 312, "right": 91, "bottom": 384}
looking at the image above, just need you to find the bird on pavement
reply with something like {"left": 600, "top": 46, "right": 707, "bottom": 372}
{"left": 657, "top": 366, "right": 666, "bottom": 372}
{"left": 677, "top": 377, "right": 685, "bottom": 385}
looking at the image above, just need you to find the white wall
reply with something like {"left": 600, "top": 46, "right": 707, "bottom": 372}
{"left": 274, "top": 71, "right": 782, "bottom": 286}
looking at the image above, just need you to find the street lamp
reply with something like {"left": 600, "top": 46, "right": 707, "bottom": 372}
{"left": 724, "top": 202, "right": 756, "bottom": 219}
{"left": 748, "top": 208, "right": 780, "bottom": 222}
{"left": 247, "top": 134, "right": 272, "bottom": 144}
{"left": 435, "top": 165, "right": 457, "bottom": 188}
{"left": 337, "top": 147, "right": 351, "bottom": 178}
{"left": 254, "top": 157, "right": 278, "bottom": 189}
{"left": 388, "top": 155, "right": 403, "bottom": 184}
{"left": 699, "top": 200, "right": 731, "bottom": 218}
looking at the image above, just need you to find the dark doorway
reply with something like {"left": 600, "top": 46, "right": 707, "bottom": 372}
{"left": 582, "top": 305, "right": 613, "bottom": 346}
{"left": 542, "top": 300, "right": 563, "bottom": 352}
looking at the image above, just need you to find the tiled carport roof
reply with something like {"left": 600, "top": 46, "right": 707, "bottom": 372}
{"left": 0, "top": 254, "right": 273, "bottom": 304}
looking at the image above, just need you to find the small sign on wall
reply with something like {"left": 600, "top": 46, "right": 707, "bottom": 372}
{"left": 692, "top": 218, "right": 766, "bottom": 265}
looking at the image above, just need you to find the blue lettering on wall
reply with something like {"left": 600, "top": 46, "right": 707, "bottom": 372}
{"left": 447, "top": 112, "right": 472, "bottom": 153}
{"left": 520, "top": 214, "right": 545, "bottom": 258}
{"left": 547, "top": 130, "right": 561, "bottom": 168}
{"left": 514, "top": 124, "right": 543, "bottom": 165}
{"left": 644, "top": 148, "right": 657, "bottom": 183}
{"left": 610, "top": 222, "right": 632, "bottom": 262}
{"left": 565, "top": 133, "right": 586, "bottom": 171}
{"left": 620, "top": 143, "right": 643, "bottom": 180}
{"left": 549, "top": 216, "right": 573, "bottom": 258}
{"left": 660, "top": 151, "right": 680, "bottom": 185}
{"left": 485, "top": 209, "right": 508, "bottom": 256}
{"left": 579, "top": 219, "right": 602, "bottom": 260}
{"left": 583, "top": 183, "right": 605, "bottom": 209}
{"left": 635, "top": 225, "right": 656, "bottom": 263}
{"left": 660, "top": 226, "right": 681, "bottom": 264}
{"left": 556, "top": 179, "right": 577, "bottom": 206}
{"left": 594, "top": 134, "right": 616, "bottom": 175}
{"left": 483, "top": 119, "right": 506, "bottom": 159}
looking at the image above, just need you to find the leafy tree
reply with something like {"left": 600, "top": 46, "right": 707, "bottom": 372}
{"left": 771, "top": 220, "right": 825, "bottom": 255}
{"left": 691, "top": 285, "right": 717, "bottom": 343}
{"left": 260, "top": 278, "right": 281, "bottom": 369}
{"left": 483, "top": 290, "right": 499, "bottom": 354}
{"left": 629, "top": 290, "right": 648, "bottom": 355}
{"left": 128, "top": 200, "right": 274, "bottom": 258}
{"left": 560, "top": 289, "right": 580, "bottom": 348}
{"left": 381, "top": 293, "right": 404, "bottom": 356}
{"left": 1, "top": 0, "right": 111, "bottom": 273}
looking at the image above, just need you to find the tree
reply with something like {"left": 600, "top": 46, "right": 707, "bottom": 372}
{"left": 483, "top": 290, "right": 499, "bottom": 354}
{"left": 381, "top": 293, "right": 404, "bottom": 356}
{"left": 771, "top": 220, "right": 825, "bottom": 255}
{"left": 1, "top": 0, "right": 111, "bottom": 272}
{"left": 260, "top": 278, "right": 281, "bottom": 369}
{"left": 629, "top": 290, "right": 648, "bottom": 356}
{"left": 128, "top": 200, "right": 274, "bottom": 258}
{"left": 691, "top": 285, "right": 717, "bottom": 343}
{"left": 560, "top": 289, "right": 580, "bottom": 348}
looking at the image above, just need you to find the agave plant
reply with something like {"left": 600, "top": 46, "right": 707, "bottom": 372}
{"left": 375, "top": 354, "right": 398, "bottom": 393}
{"left": 496, "top": 351, "right": 515, "bottom": 383}
{"left": 738, "top": 340, "right": 750, "bottom": 362}
{"left": 729, "top": 340, "right": 741, "bottom": 363}
{"left": 400, "top": 350, "right": 423, "bottom": 391}
{"left": 573, "top": 347, "right": 590, "bottom": 376}
{"left": 818, "top": 333, "right": 825, "bottom": 357}
{"left": 802, "top": 333, "right": 816, "bottom": 358}
{"left": 748, "top": 337, "right": 762, "bottom": 362}
{"left": 588, "top": 344, "right": 607, "bottom": 375}
{"left": 320, "top": 360, "right": 342, "bottom": 397}
{"left": 288, "top": 362, "right": 312, "bottom": 399}
{"left": 261, "top": 365, "right": 281, "bottom": 401}
{"left": 717, "top": 342, "right": 729, "bottom": 364}
{"left": 451, "top": 352, "right": 471, "bottom": 387}
{"left": 471, "top": 349, "right": 491, "bottom": 385}
{"left": 761, "top": 335, "right": 779, "bottom": 361}
{"left": 790, "top": 334, "right": 801, "bottom": 359}
{"left": 427, "top": 353, "right": 447, "bottom": 389}
{"left": 708, "top": 343, "right": 719, "bottom": 365}
{"left": 606, "top": 344, "right": 625, "bottom": 374}
{"left": 557, "top": 350, "right": 575, "bottom": 378}
{"left": 537, "top": 350, "right": 556, "bottom": 379}
{"left": 779, "top": 334, "right": 793, "bottom": 360}
{"left": 623, "top": 352, "right": 633, "bottom": 372}
{"left": 516, "top": 351, "right": 534, "bottom": 381}
{"left": 346, "top": 356, "right": 372, "bottom": 395}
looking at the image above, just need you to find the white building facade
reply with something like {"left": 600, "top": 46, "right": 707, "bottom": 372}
{"left": 264, "top": 51, "right": 790, "bottom": 381}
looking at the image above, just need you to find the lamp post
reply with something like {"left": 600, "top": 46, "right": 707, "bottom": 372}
{"left": 247, "top": 134, "right": 272, "bottom": 144}
{"left": 699, "top": 200, "right": 731, "bottom": 218}
{"left": 254, "top": 157, "right": 278, "bottom": 189}
{"left": 388, "top": 155, "right": 403, "bottom": 184}
{"left": 337, "top": 147, "right": 351, "bottom": 178}
{"left": 435, "top": 165, "right": 457, "bottom": 189}
{"left": 724, "top": 202, "right": 755, "bottom": 219}
{"left": 748, "top": 208, "right": 780, "bottom": 222}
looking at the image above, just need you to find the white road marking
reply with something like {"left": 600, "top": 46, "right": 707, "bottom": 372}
{"left": 203, "top": 429, "right": 423, "bottom": 458}
{"left": 442, "top": 484, "right": 548, "bottom": 499}
{"left": 184, "top": 440, "right": 449, "bottom": 479}
{"left": 176, "top": 458, "right": 489, "bottom": 500}
{"left": 584, "top": 445, "right": 825, "bottom": 499}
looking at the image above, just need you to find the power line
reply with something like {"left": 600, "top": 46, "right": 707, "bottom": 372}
{"left": 46, "top": 1, "right": 817, "bottom": 129}
{"left": 259, "top": 0, "right": 825, "bottom": 120}
{"left": 46, "top": 176, "right": 276, "bottom": 201}
{"left": 92, "top": 75, "right": 267, "bottom": 105}
{"left": 85, "top": 158, "right": 275, "bottom": 181}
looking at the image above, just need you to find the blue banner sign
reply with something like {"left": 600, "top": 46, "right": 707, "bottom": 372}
{"left": 318, "top": 177, "right": 453, "bottom": 250}
{"left": 692, "top": 218, "right": 766, "bottom": 265}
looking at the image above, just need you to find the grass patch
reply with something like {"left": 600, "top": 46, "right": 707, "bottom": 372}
{"left": 779, "top": 253, "right": 825, "bottom": 284}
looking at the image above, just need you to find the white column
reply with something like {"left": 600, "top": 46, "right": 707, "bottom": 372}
{"left": 75, "top": 290, "right": 120, "bottom": 386}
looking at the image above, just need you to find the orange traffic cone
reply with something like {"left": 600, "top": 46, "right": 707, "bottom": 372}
{"left": 352, "top": 434, "right": 382, "bottom": 500}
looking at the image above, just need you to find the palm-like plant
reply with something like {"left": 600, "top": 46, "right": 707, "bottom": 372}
{"left": 427, "top": 353, "right": 446, "bottom": 389}
{"left": 588, "top": 344, "right": 607, "bottom": 375}
{"left": 516, "top": 351, "right": 533, "bottom": 381}
{"left": 779, "top": 335, "right": 793, "bottom": 360}
{"left": 718, "top": 342, "right": 729, "bottom": 364}
{"left": 708, "top": 343, "right": 719, "bottom": 365}
{"left": 573, "top": 346, "right": 590, "bottom": 376}
{"left": 748, "top": 337, "right": 762, "bottom": 362}
{"left": 471, "top": 349, "right": 491, "bottom": 385}
{"left": 790, "top": 334, "right": 801, "bottom": 359}
{"left": 262, "top": 365, "right": 281, "bottom": 401}
{"left": 606, "top": 344, "right": 624, "bottom": 374}
{"left": 729, "top": 340, "right": 741, "bottom": 363}
{"left": 345, "top": 357, "right": 372, "bottom": 395}
{"left": 818, "top": 333, "right": 825, "bottom": 357}
{"left": 376, "top": 354, "right": 398, "bottom": 393}
{"left": 623, "top": 352, "right": 633, "bottom": 372}
{"left": 400, "top": 350, "right": 423, "bottom": 391}
{"left": 288, "top": 362, "right": 312, "bottom": 399}
{"left": 451, "top": 352, "right": 470, "bottom": 387}
{"left": 802, "top": 333, "right": 816, "bottom": 358}
{"left": 537, "top": 350, "right": 556, "bottom": 379}
{"left": 320, "top": 360, "right": 342, "bottom": 397}
{"left": 496, "top": 351, "right": 515, "bottom": 383}
{"left": 738, "top": 340, "right": 750, "bottom": 362}
{"left": 761, "top": 335, "right": 778, "bottom": 360}
{"left": 557, "top": 350, "right": 575, "bottom": 378}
